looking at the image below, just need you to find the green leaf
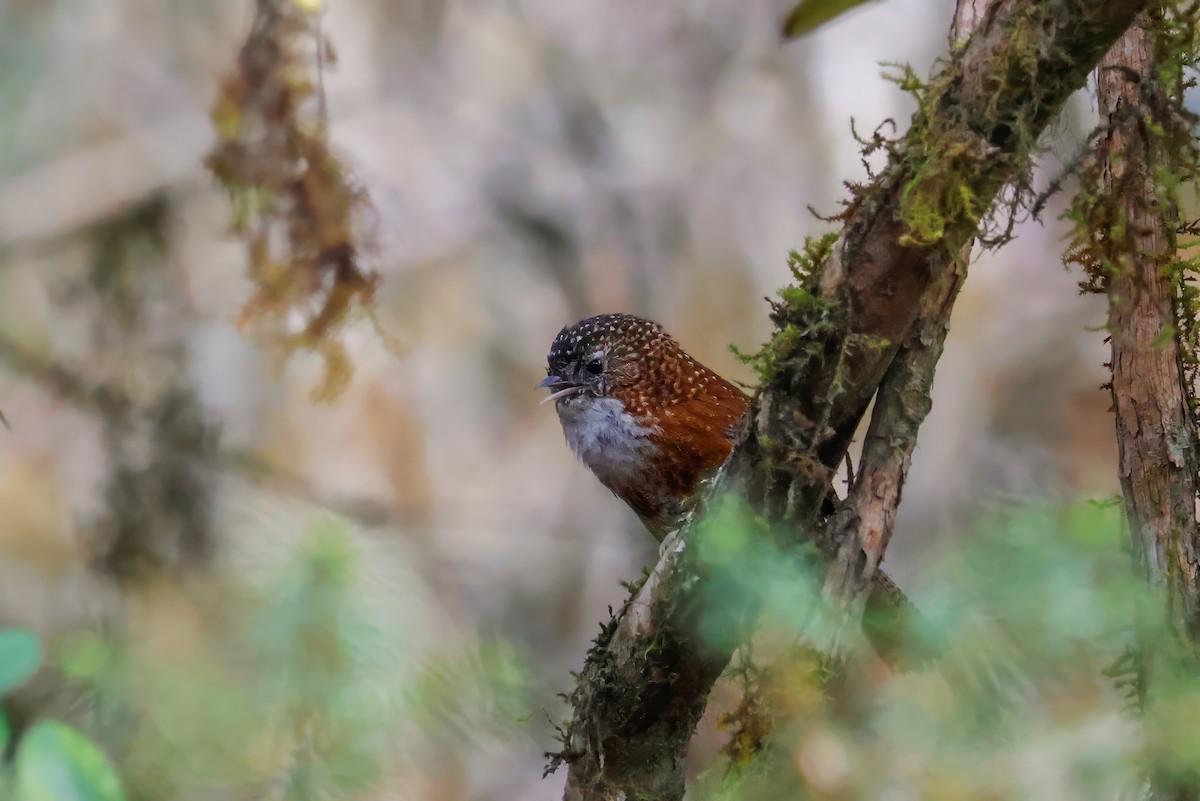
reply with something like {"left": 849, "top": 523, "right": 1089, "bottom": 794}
{"left": 13, "top": 721, "right": 126, "bottom": 801}
{"left": 781, "top": 0, "right": 875, "bottom": 38}
{"left": 0, "top": 629, "right": 42, "bottom": 695}
{"left": 0, "top": 711, "right": 10, "bottom": 755}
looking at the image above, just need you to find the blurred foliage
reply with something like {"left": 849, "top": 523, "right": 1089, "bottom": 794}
{"left": 4, "top": 516, "right": 532, "bottom": 801}
{"left": 12, "top": 722, "right": 127, "bottom": 801}
{"left": 207, "top": 0, "right": 388, "bottom": 402}
{"left": 0, "top": 629, "right": 41, "bottom": 695}
{"left": 782, "top": 0, "right": 879, "bottom": 39}
{"left": 0, "top": 629, "right": 127, "bottom": 801}
{"left": 683, "top": 497, "right": 1190, "bottom": 800}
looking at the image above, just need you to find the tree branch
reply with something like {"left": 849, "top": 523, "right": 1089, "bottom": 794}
{"left": 555, "top": 3, "right": 1153, "bottom": 799}
{"left": 823, "top": 0, "right": 985, "bottom": 661}
{"left": 823, "top": 265, "right": 962, "bottom": 662}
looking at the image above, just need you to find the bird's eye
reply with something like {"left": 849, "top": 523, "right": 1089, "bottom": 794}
{"left": 586, "top": 358, "right": 603, "bottom": 375}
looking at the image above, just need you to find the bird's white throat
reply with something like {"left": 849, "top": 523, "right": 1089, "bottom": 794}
{"left": 556, "top": 396, "right": 659, "bottom": 482}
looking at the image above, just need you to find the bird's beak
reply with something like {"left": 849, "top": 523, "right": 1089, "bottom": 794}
{"left": 538, "top": 375, "right": 583, "bottom": 404}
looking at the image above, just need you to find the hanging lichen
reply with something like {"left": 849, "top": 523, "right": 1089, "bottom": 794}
{"left": 206, "top": 0, "right": 384, "bottom": 402}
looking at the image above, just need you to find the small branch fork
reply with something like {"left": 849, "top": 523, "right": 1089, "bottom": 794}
{"left": 821, "top": 265, "right": 962, "bottom": 657}
{"left": 822, "top": 0, "right": 983, "bottom": 651}
{"left": 552, "top": 2, "right": 1153, "bottom": 800}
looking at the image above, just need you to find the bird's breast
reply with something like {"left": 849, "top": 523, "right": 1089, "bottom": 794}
{"left": 556, "top": 396, "right": 661, "bottom": 484}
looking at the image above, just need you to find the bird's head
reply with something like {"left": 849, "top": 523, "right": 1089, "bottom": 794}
{"left": 539, "top": 312, "right": 750, "bottom": 454}
{"left": 538, "top": 313, "right": 751, "bottom": 538}
{"left": 539, "top": 313, "right": 686, "bottom": 418}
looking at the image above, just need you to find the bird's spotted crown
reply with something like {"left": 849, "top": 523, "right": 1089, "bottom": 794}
{"left": 545, "top": 313, "right": 728, "bottom": 418}
{"left": 546, "top": 313, "right": 664, "bottom": 371}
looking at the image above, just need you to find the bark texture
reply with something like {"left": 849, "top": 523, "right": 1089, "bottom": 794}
{"left": 824, "top": 267, "right": 961, "bottom": 662}
{"left": 1101, "top": 16, "right": 1200, "bottom": 649}
{"left": 1096, "top": 16, "right": 1200, "bottom": 801}
{"left": 825, "top": 0, "right": 982, "bottom": 659}
{"left": 556, "top": 3, "right": 1153, "bottom": 799}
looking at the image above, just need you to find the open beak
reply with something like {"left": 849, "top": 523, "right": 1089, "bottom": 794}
{"left": 538, "top": 375, "right": 583, "bottom": 404}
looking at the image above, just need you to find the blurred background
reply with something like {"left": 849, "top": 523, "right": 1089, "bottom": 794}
{"left": 0, "top": 0, "right": 1121, "bottom": 799}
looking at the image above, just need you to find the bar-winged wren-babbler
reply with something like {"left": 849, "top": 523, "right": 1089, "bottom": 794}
{"left": 540, "top": 312, "right": 924, "bottom": 666}
{"left": 540, "top": 313, "right": 748, "bottom": 540}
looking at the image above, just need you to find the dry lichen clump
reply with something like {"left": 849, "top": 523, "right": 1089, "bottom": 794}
{"left": 206, "top": 0, "right": 381, "bottom": 401}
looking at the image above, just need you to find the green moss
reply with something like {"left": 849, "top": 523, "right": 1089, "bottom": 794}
{"left": 786, "top": 232, "right": 839, "bottom": 285}
{"left": 730, "top": 234, "right": 842, "bottom": 386}
{"left": 876, "top": 62, "right": 994, "bottom": 247}
{"left": 898, "top": 133, "right": 995, "bottom": 247}
{"left": 734, "top": 320, "right": 830, "bottom": 387}
{"left": 875, "top": 4, "right": 1060, "bottom": 251}
{"left": 776, "top": 286, "right": 817, "bottom": 309}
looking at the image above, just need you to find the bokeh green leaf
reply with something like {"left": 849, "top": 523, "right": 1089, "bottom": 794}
{"left": 0, "top": 629, "right": 42, "bottom": 695}
{"left": 13, "top": 721, "right": 126, "bottom": 801}
{"left": 781, "top": 0, "right": 875, "bottom": 38}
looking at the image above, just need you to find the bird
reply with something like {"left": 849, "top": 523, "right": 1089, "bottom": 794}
{"left": 540, "top": 312, "right": 929, "bottom": 667}
{"left": 539, "top": 312, "right": 749, "bottom": 541}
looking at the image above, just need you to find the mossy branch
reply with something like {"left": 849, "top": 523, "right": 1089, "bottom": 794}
{"left": 554, "top": 2, "right": 1154, "bottom": 800}
{"left": 819, "top": 0, "right": 983, "bottom": 669}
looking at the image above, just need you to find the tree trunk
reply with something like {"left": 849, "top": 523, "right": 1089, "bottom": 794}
{"left": 1097, "top": 14, "right": 1200, "bottom": 800}
{"left": 1102, "top": 15, "right": 1200, "bottom": 650}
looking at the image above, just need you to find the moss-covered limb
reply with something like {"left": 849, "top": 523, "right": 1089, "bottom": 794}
{"left": 794, "top": 0, "right": 1152, "bottom": 465}
{"left": 555, "top": 3, "right": 1151, "bottom": 801}
{"left": 734, "top": 0, "right": 1154, "bottom": 537}
{"left": 821, "top": 0, "right": 982, "bottom": 664}
{"left": 552, "top": 535, "right": 737, "bottom": 801}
